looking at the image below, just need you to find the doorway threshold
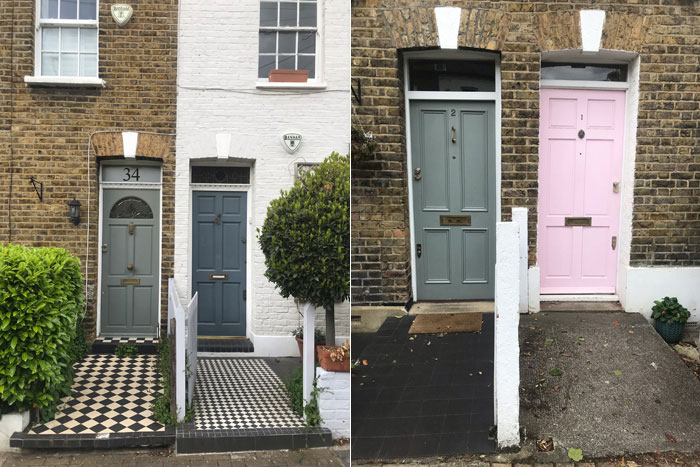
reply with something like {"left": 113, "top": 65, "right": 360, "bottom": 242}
{"left": 541, "top": 294, "right": 619, "bottom": 302}
{"left": 540, "top": 301, "right": 624, "bottom": 312}
{"left": 197, "top": 337, "right": 254, "bottom": 353}
{"left": 409, "top": 300, "right": 494, "bottom": 315}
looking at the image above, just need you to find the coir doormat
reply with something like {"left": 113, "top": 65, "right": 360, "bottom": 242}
{"left": 408, "top": 312, "right": 483, "bottom": 334}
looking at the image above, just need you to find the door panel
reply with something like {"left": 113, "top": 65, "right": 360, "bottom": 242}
{"left": 101, "top": 189, "right": 160, "bottom": 336}
{"left": 193, "top": 191, "right": 247, "bottom": 336}
{"left": 411, "top": 101, "right": 496, "bottom": 300}
{"left": 539, "top": 89, "right": 625, "bottom": 294}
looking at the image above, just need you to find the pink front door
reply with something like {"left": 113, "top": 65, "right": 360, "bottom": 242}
{"left": 538, "top": 88, "right": 625, "bottom": 294}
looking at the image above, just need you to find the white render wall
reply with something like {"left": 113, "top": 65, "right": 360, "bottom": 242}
{"left": 317, "top": 368, "right": 350, "bottom": 439}
{"left": 175, "top": 0, "right": 351, "bottom": 352}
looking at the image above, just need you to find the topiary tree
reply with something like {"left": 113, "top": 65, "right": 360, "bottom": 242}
{"left": 258, "top": 152, "right": 349, "bottom": 345}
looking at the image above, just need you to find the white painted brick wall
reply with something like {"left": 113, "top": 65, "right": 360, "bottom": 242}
{"left": 175, "top": 0, "right": 350, "bottom": 346}
{"left": 316, "top": 368, "right": 350, "bottom": 439}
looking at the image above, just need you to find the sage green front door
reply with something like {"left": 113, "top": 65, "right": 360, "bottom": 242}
{"left": 100, "top": 189, "right": 160, "bottom": 336}
{"left": 410, "top": 101, "right": 496, "bottom": 300}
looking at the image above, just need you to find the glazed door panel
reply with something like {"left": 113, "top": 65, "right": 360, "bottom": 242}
{"left": 539, "top": 88, "right": 625, "bottom": 294}
{"left": 411, "top": 101, "right": 496, "bottom": 300}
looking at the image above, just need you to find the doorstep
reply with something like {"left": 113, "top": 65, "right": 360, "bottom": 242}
{"left": 197, "top": 338, "right": 254, "bottom": 353}
{"left": 91, "top": 336, "right": 159, "bottom": 355}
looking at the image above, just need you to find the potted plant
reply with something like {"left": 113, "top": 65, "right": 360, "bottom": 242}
{"left": 317, "top": 339, "right": 350, "bottom": 372}
{"left": 651, "top": 296, "right": 691, "bottom": 343}
{"left": 269, "top": 69, "right": 309, "bottom": 83}
{"left": 292, "top": 326, "right": 325, "bottom": 361}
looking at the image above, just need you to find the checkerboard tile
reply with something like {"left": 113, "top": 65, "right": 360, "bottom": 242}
{"left": 93, "top": 337, "right": 158, "bottom": 345}
{"left": 193, "top": 359, "right": 305, "bottom": 430}
{"left": 28, "top": 355, "right": 165, "bottom": 435}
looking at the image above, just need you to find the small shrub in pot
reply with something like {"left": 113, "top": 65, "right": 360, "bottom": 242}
{"left": 651, "top": 296, "right": 690, "bottom": 343}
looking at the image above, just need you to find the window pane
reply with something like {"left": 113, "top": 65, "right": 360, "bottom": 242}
{"left": 79, "top": 0, "right": 97, "bottom": 20}
{"left": 278, "top": 32, "right": 295, "bottom": 54}
{"left": 540, "top": 62, "right": 627, "bottom": 82}
{"left": 41, "top": 53, "right": 59, "bottom": 76}
{"left": 80, "top": 28, "right": 97, "bottom": 53}
{"left": 41, "top": 0, "right": 59, "bottom": 19}
{"left": 60, "top": 0, "right": 78, "bottom": 19}
{"left": 258, "top": 54, "right": 276, "bottom": 78}
{"left": 279, "top": 2, "right": 296, "bottom": 26}
{"left": 61, "top": 28, "right": 79, "bottom": 52}
{"left": 298, "top": 31, "right": 315, "bottom": 54}
{"left": 298, "top": 54, "right": 315, "bottom": 79}
{"left": 278, "top": 54, "right": 295, "bottom": 70}
{"left": 260, "top": 1, "right": 278, "bottom": 27}
{"left": 42, "top": 28, "right": 59, "bottom": 52}
{"left": 259, "top": 32, "right": 276, "bottom": 54}
{"left": 60, "top": 53, "right": 79, "bottom": 76}
{"left": 409, "top": 59, "right": 496, "bottom": 92}
{"left": 299, "top": 2, "right": 316, "bottom": 27}
{"left": 79, "top": 54, "right": 97, "bottom": 77}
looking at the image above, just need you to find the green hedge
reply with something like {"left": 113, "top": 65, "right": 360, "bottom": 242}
{"left": 0, "top": 244, "right": 85, "bottom": 419}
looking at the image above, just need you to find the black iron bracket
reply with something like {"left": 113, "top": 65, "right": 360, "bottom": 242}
{"left": 351, "top": 78, "right": 362, "bottom": 106}
{"left": 30, "top": 176, "right": 43, "bottom": 202}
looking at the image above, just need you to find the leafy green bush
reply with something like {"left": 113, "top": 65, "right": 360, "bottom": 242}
{"left": 258, "top": 152, "right": 350, "bottom": 344}
{"left": 0, "top": 244, "right": 84, "bottom": 418}
{"left": 651, "top": 297, "right": 691, "bottom": 324}
{"left": 285, "top": 366, "right": 303, "bottom": 417}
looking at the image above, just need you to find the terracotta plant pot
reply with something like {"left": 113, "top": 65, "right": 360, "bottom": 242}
{"left": 269, "top": 69, "right": 309, "bottom": 83}
{"left": 316, "top": 345, "right": 350, "bottom": 372}
{"left": 295, "top": 337, "right": 324, "bottom": 362}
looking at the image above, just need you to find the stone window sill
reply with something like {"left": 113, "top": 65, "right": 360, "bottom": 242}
{"left": 24, "top": 76, "right": 106, "bottom": 88}
{"left": 255, "top": 81, "right": 327, "bottom": 90}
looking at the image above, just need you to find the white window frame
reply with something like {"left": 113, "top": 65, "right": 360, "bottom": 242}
{"left": 256, "top": 0, "right": 324, "bottom": 89}
{"left": 25, "top": 0, "right": 105, "bottom": 87}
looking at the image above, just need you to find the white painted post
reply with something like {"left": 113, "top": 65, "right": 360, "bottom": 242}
{"left": 302, "top": 302, "right": 316, "bottom": 421}
{"left": 512, "top": 208, "right": 529, "bottom": 314}
{"left": 175, "top": 297, "right": 186, "bottom": 422}
{"left": 494, "top": 222, "right": 521, "bottom": 448}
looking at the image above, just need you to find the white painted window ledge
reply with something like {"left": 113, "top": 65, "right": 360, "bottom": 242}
{"left": 24, "top": 76, "right": 106, "bottom": 88}
{"left": 255, "top": 81, "right": 327, "bottom": 90}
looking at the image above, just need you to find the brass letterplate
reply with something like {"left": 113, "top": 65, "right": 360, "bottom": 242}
{"left": 564, "top": 217, "right": 592, "bottom": 227}
{"left": 210, "top": 274, "right": 228, "bottom": 280}
{"left": 120, "top": 278, "right": 140, "bottom": 285}
{"left": 440, "top": 215, "right": 472, "bottom": 226}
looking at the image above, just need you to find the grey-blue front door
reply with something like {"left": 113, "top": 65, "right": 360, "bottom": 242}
{"left": 410, "top": 101, "right": 496, "bottom": 300}
{"left": 101, "top": 189, "right": 160, "bottom": 336}
{"left": 192, "top": 191, "right": 247, "bottom": 336}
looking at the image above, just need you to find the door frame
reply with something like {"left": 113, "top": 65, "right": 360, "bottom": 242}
{"left": 537, "top": 52, "right": 640, "bottom": 298}
{"left": 189, "top": 182, "right": 252, "bottom": 339}
{"left": 403, "top": 49, "right": 502, "bottom": 301}
{"left": 96, "top": 161, "right": 163, "bottom": 338}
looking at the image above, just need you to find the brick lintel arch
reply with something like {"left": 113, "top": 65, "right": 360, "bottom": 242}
{"left": 381, "top": 7, "right": 511, "bottom": 51}
{"left": 91, "top": 132, "right": 172, "bottom": 161}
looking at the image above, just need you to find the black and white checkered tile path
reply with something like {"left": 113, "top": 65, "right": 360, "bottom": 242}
{"left": 193, "top": 359, "right": 305, "bottom": 431}
{"left": 29, "top": 355, "right": 165, "bottom": 435}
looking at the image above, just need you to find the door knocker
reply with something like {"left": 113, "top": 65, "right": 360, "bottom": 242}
{"left": 214, "top": 213, "right": 221, "bottom": 225}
